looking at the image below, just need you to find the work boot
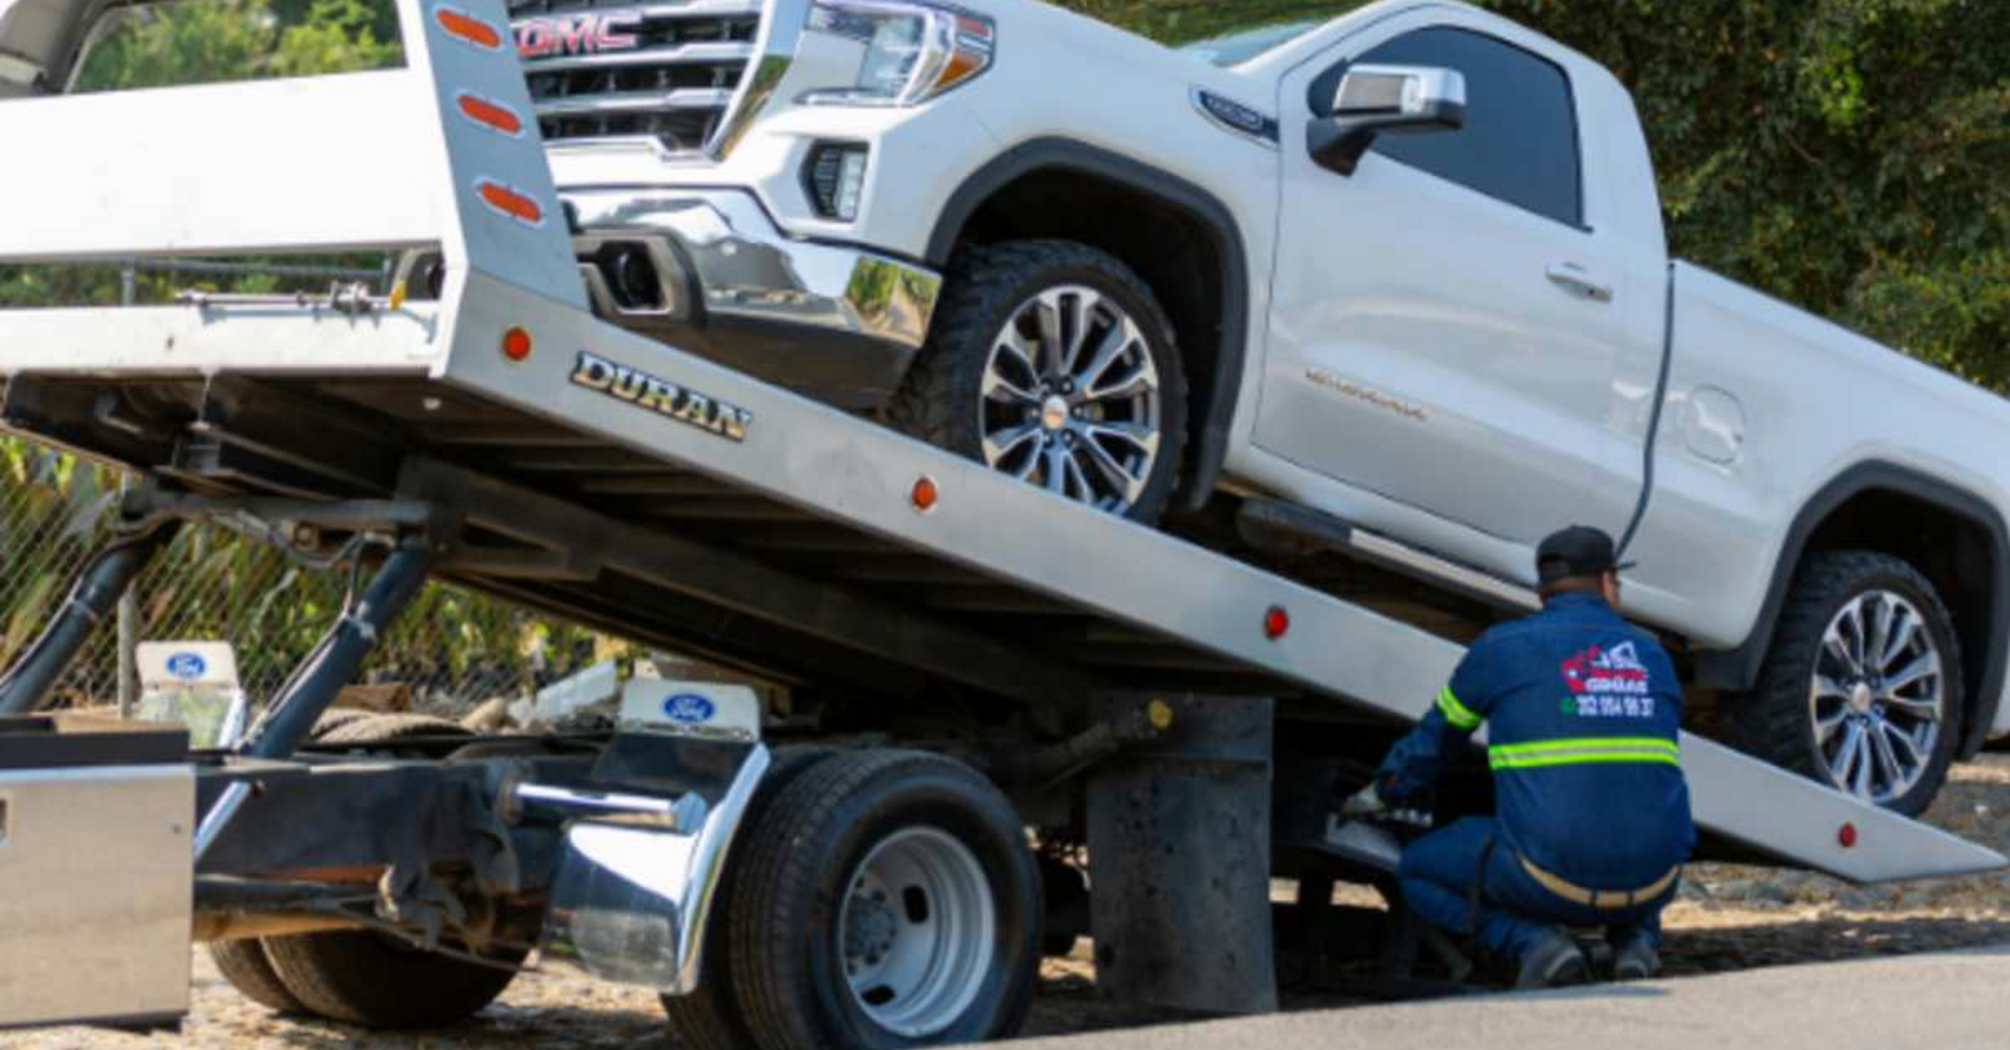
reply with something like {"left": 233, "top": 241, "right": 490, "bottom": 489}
{"left": 1514, "top": 929, "right": 1589, "bottom": 990}
{"left": 1611, "top": 933, "right": 1660, "bottom": 981}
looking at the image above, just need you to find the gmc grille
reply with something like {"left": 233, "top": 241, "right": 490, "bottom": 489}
{"left": 507, "top": 0, "right": 762, "bottom": 156}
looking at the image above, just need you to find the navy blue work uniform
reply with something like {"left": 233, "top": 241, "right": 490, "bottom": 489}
{"left": 1376, "top": 593, "right": 1696, "bottom": 961}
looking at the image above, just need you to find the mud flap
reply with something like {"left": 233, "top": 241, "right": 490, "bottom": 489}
{"left": 1086, "top": 692, "right": 1277, "bottom": 1015}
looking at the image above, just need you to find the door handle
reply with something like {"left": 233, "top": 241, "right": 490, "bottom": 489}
{"left": 1546, "top": 262, "right": 1614, "bottom": 303}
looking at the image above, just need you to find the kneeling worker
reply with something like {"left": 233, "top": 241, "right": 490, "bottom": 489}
{"left": 1343, "top": 526, "right": 1695, "bottom": 987}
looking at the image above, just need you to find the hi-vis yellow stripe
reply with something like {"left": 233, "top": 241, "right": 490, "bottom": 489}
{"left": 1436, "top": 686, "right": 1483, "bottom": 729}
{"left": 1489, "top": 736, "right": 1680, "bottom": 771}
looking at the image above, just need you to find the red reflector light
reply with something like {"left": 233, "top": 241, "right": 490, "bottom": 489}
{"left": 436, "top": 5, "right": 503, "bottom": 50}
{"left": 502, "top": 326, "right": 532, "bottom": 361}
{"left": 1838, "top": 822, "right": 1858, "bottom": 849}
{"left": 1263, "top": 605, "right": 1289, "bottom": 640}
{"left": 476, "top": 178, "right": 545, "bottom": 227}
{"left": 457, "top": 93, "right": 524, "bottom": 137}
{"left": 911, "top": 476, "right": 939, "bottom": 512}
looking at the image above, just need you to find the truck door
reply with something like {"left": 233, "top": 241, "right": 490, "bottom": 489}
{"left": 1257, "top": 19, "right": 1650, "bottom": 548}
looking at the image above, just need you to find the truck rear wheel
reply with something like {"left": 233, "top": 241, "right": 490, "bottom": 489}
{"left": 205, "top": 707, "right": 420, "bottom": 1015}
{"left": 659, "top": 745, "right": 835, "bottom": 1050}
{"left": 887, "top": 240, "right": 1188, "bottom": 524}
{"left": 207, "top": 940, "right": 305, "bottom": 1015}
{"left": 1732, "top": 551, "right": 1963, "bottom": 816}
{"left": 728, "top": 750, "right": 1041, "bottom": 1050}
{"left": 257, "top": 713, "right": 524, "bottom": 1028}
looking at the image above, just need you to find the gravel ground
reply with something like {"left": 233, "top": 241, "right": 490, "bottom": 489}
{"left": 21, "top": 756, "right": 2010, "bottom": 1049}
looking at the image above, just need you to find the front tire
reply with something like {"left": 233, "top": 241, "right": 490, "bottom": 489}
{"left": 728, "top": 750, "right": 1042, "bottom": 1050}
{"left": 1731, "top": 551, "right": 1962, "bottom": 816}
{"left": 887, "top": 240, "right": 1188, "bottom": 524}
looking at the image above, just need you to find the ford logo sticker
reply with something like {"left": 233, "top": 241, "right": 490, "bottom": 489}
{"left": 166, "top": 652, "right": 208, "bottom": 680}
{"left": 662, "top": 693, "right": 717, "bottom": 724}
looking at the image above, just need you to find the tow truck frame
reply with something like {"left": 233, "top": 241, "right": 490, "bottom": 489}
{"left": 0, "top": 0, "right": 2000, "bottom": 1037}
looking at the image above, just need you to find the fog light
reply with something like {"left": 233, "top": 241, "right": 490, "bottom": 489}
{"left": 806, "top": 144, "right": 870, "bottom": 221}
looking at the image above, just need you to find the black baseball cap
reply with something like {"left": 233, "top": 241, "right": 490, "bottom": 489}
{"left": 1536, "top": 525, "right": 1635, "bottom": 585}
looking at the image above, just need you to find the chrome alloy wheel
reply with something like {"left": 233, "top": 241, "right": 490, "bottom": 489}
{"left": 979, "top": 285, "right": 1163, "bottom": 514}
{"left": 837, "top": 827, "right": 998, "bottom": 1039}
{"left": 1809, "top": 590, "right": 1945, "bottom": 804}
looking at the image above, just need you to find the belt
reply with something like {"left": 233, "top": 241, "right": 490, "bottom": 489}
{"left": 1519, "top": 855, "right": 1680, "bottom": 910}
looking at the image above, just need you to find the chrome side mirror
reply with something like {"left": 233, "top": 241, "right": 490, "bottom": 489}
{"left": 1309, "top": 64, "right": 1467, "bottom": 176}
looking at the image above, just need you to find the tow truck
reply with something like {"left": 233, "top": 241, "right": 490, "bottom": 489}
{"left": 0, "top": 0, "right": 2000, "bottom": 1045}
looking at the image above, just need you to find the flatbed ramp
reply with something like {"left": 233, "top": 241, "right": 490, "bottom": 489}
{"left": 0, "top": 0, "right": 1997, "bottom": 887}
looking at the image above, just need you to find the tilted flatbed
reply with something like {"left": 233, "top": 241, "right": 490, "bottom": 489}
{"left": 0, "top": 0, "right": 1998, "bottom": 1041}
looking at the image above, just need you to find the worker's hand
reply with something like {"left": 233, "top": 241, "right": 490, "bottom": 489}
{"left": 1340, "top": 782, "right": 1389, "bottom": 819}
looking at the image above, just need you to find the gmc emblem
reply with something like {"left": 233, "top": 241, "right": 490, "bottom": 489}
{"left": 515, "top": 11, "right": 643, "bottom": 58}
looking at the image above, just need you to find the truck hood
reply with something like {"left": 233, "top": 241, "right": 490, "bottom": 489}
{"left": 0, "top": 0, "right": 122, "bottom": 98}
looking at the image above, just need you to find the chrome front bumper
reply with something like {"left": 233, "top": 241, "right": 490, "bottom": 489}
{"left": 564, "top": 189, "right": 942, "bottom": 409}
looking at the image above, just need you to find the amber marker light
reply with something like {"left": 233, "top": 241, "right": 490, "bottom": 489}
{"left": 436, "top": 5, "right": 504, "bottom": 50}
{"left": 476, "top": 178, "right": 545, "bottom": 227}
{"left": 457, "top": 93, "right": 524, "bottom": 137}
{"left": 1263, "top": 605, "right": 1290, "bottom": 640}
{"left": 502, "top": 326, "right": 533, "bottom": 362}
{"left": 911, "top": 476, "right": 940, "bottom": 513}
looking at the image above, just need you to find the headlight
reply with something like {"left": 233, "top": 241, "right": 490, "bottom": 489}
{"left": 800, "top": 0, "right": 995, "bottom": 107}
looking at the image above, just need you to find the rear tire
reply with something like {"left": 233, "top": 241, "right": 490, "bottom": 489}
{"left": 206, "top": 708, "right": 409, "bottom": 1015}
{"left": 887, "top": 240, "right": 1188, "bottom": 524}
{"left": 261, "top": 930, "right": 521, "bottom": 1029}
{"left": 259, "top": 713, "right": 523, "bottom": 1028}
{"left": 1730, "top": 551, "right": 1963, "bottom": 816}
{"left": 729, "top": 750, "right": 1042, "bottom": 1050}
{"left": 659, "top": 745, "right": 836, "bottom": 1050}
{"left": 208, "top": 940, "right": 305, "bottom": 1015}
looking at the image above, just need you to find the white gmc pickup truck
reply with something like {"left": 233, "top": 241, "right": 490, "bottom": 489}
{"left": 15, "top": 0, "right": 2007, "bottom": 815}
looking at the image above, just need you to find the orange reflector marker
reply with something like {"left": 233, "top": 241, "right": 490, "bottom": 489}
{"left": 1263, "top": 605, "right": 1290, "bottom": 640}
{"left": 435, "top": 5, "right": 503, "bottom": 50}
{"left": 476, "top": 178, "right": 545, "bottom": 227}
{"left": 502, "top": 326, "right": 533, "bottom": 362}
{"left": 911, "top": 476, "right": 939, "bottom": 513}
{"left": 457, "top": 93, "right": 524, "bottom": 137}
{"left": 1838, "top": 822, "right": 1858, "bottom": 849}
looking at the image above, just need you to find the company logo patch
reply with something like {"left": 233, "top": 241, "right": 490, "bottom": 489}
{"left": 662, "top": 693, "right": 717, "bottom": 725}
{"left": 570, "top": 351, "right": 754, "bottom": 442}
{"left": 1559, "top": 641, "right": 1655, "bottom": 718}
{"left": 515, "top": 11, "right": 643, "bottom": 59}
{"left": 166, "top": 652, "right": 209, "bottom": 681}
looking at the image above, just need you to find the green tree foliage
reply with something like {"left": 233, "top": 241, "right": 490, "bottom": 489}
{"left": 1073, "top": 0, "right": 2010, "bottom": 390}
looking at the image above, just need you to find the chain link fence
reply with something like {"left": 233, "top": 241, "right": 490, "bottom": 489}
{"left": 0, "top": 439, "right": 634, "bottom": 715}
{"left": 1, "top": 259, "right": 640, "bottom": 716}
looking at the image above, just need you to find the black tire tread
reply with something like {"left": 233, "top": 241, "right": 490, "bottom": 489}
{"left": 258, "top": 712, "right": 514, "bottom": 1028}
{"left": 659, "top": 745, "right": 836, "bottom": 1050}
{"left": 208, "top": 940, "right": 306, "bottom": 1015}
{"left": 884, "top": 239, "right": 1189, "bottom": 524}
{"left": 728, "top": 749, "right": 1038, "bottom": 1050}
{"left": 1727, "top": 550, "right": 1963, "bottom": 817}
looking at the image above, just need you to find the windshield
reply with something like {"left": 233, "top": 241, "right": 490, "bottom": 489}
{"left": 1181, "top": 19, "right": 1322, "bottom": 67}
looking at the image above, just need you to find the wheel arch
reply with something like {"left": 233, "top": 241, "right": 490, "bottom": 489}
{"left": 1698, "top": 462, "right": 2010, "bottom": 757}
{"left": 925, "top": 138, "right": 1251, "bottom": 512}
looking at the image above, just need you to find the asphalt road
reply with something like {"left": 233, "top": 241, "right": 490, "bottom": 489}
{"left": 1014, "top": 943, "right": 2010, "bottom": 1050}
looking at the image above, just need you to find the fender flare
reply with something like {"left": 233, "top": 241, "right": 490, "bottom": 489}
{"left": 924, "top": 138, "right": 1251, "bottom": 512}
{"left": 1695, "top": 462, "right": 2009, "bottom": 757}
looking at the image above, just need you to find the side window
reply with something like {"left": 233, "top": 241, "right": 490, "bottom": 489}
{"left": 1348, "top": 27, "right": 1582, "bottom": 228}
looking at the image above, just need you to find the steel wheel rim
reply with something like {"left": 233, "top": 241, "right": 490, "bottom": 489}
{"left": 836, "top": 826, "right": 997, "bottom": 1038}
{"left": 979, "top": 284, "right": 1163, "bottom": 514}
{"left": 1808, "top": 589, "right": 1944, "bottom": 804}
